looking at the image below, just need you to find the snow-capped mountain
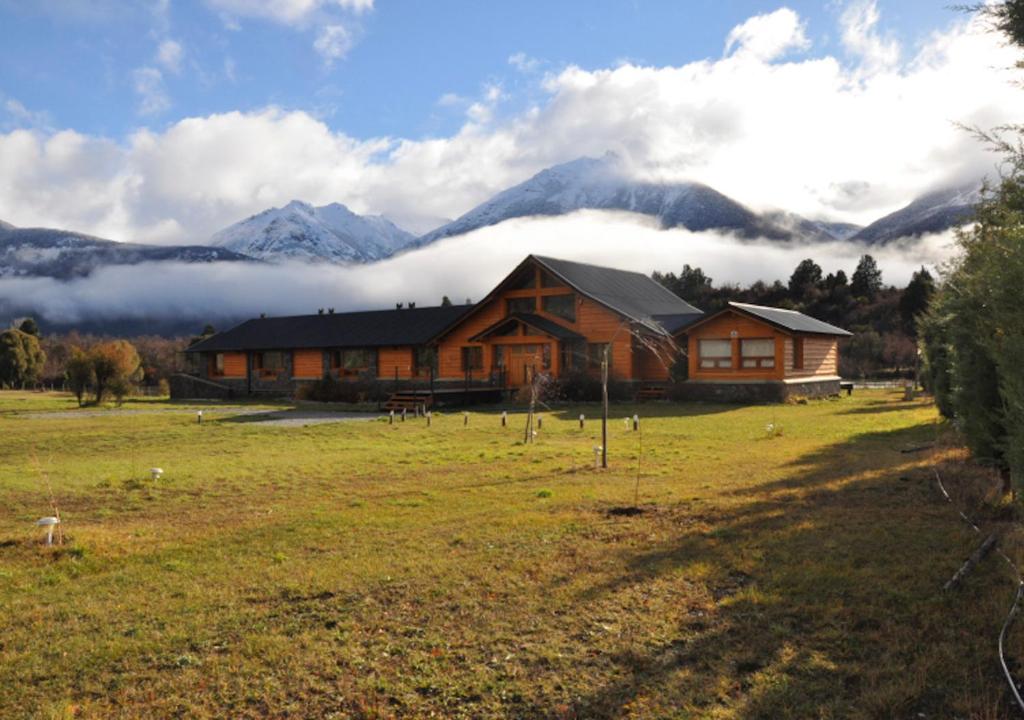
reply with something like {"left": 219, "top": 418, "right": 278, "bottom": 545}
{"left": 413, "top": 154, "right": 852, "bottom": 247}
{"left": 0, "top": 223, "right": 254, "bottom": 280}
{"left": 851, "top": 183, "right": 982, "bottom": 243}
{"left": 210, "top": 200, "right": 416, "bottom": 263}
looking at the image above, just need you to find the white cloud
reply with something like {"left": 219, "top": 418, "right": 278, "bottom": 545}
{"left": 313, "top": 24, "right": 353, "bottom": 64}
{"left": 132, "top": 67, "right": 170, "bottom": 116}
{"left": 840, "top": 0, "right": 900, "bottom": 72}
{"left": 206, "top": 0, "right": 372, "bottom": 26}
{"left": 0, "top": 210, "right": 956, "bottom": 324}
{"left": 724, "top": 7, "right": 810, "bottom": 62}
{"left": 508, "top": 52, "right": 541, "bottom": 73}
{"left": 0, "top": 6, "right": 1018, "bottom": 245}
{"left": 156, "top": 39, "right": 184, "bottom": 74}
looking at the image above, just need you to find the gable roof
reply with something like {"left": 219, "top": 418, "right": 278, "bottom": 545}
{"left": 469, "top": 313, "right": 586, "bottom": 342}
{"left": 432, "top": 255, "right": 703, "bottom": 341}
{"left": 532, "top": 256, "right": 702, "bottom": 332}
{"left": 680, "top": 301, "right": 852, "bottom": 337}
{"left": 186, "top": 304, "right": 472, "bottom": 353}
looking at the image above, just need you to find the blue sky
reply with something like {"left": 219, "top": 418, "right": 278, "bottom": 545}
{"left": 0, "top": 1, "right": 958, "bottom": 141}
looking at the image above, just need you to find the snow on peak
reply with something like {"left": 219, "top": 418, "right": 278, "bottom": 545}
{"left": 210, "top": 201, "right": 416, "bottom": 264}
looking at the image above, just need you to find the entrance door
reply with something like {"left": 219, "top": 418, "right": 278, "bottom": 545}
{"left": 506, "top": 344, "right": 542, "bottom": 387}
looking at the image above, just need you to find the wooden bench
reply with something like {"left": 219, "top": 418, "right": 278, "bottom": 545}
{"left": 839, "top": 381, "right": 854, "bottom": 396}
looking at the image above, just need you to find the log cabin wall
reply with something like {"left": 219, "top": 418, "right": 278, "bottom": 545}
{"left": 783, "top": 336, "right": 839, "bottom": 378}
{"left": 292, "top": 349, "right": 324, "bottom": 379}
{"left": 687, "top": 310, "right": 787, "bottom": 381}
{"left": 378, "top": 347, "right": 414, "bottom": 380}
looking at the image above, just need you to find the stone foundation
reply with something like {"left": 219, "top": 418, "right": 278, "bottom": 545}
{"left": 675, "top": 377, "right": 842, "bottom": 403}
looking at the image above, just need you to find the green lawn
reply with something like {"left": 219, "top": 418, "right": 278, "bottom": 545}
{"left": 0, "top": 390, "right": 1018, "bottom": 718}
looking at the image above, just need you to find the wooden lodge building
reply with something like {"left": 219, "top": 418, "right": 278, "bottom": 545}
{"left": 176, "top": 255, "right": 851, "bottom": 404}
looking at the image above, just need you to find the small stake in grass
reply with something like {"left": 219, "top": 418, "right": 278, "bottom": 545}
{"left": 401, "top": 408, "right": 407, "bottom": 422}
{"left": 426, "top": 411, "right": 432, "bottom": 427}
{"left": 501, "top": 411, "right": 507, "bottom": 427}
{"left": 537, "top": 416, "right": 542, "bottom": 430}
{"left": 196, "top": 410, "right": 203, "bottom": 425}
{"left": 579, "top": 414, "right": 585, "bottom": 429}
{"left": 36, "top": 516, "right": 60, "bottom": 546}
{"left": 633, "top": 414, "right": 639, "bottom": 432}
{"left": 389, "top": 410, "right": 394, "bottom": 425}
{"left": 464, "top": 412, "right": 469, "bottom": 426}
{"left": 150, "top": 467, "right": 164, "bottom": 481}
{"left": 593, "top": 446, "right": 602, "bottom": 469}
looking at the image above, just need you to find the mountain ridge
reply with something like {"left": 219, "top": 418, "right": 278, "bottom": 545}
{"left": 210, "top": 200, "right": 416, "bottom": 263}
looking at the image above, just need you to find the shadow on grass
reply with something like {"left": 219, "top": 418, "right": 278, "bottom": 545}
{"left": 515, "top": 416, "right": 1010, "bottom": 719}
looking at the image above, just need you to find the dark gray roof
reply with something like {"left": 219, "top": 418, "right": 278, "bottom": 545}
{"left": 186, "top": 304, "right": 472, "bottom": 353}
{"left": 531, "top": 255, "right": 703, "bottom": 333}
{"left": 470, "top": 313, "right": 585, "bottom": 342}
{"left": 653, "top": 312, "right": 706, "bottom": 334}
{"left": 728, "top": 302, "right": 852, "bottom": 336}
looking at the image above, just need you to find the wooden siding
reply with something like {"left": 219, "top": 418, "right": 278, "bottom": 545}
{"left": 378, "top": 347, "right": 414, "bottom": 379}
{"left": 221, "top": 352, "right": 247, "bottom": 378}
{"left": 293, "top": 349, "right": 323, "bottom": 379}
{"left": 435, "top": 259, "right": 639, "bottom": 382}
{"left": 784, "top": 336, "right": 838, "bottom": 378}
{"left": 635, "top": 338, "right": 675, "bottom": 381}
{"left": 687, "top": 310, "right": 787, "bottom": 381}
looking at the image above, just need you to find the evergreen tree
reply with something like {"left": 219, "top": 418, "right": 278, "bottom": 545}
{"left": 899, "top": 267, "right": 935, "bottom": 334}
{"left": 850, "top": 255, "right": 883, "bottom": 299}
{"left": 441, "top": 295, "right": 453, "bottom": 307}
{"left": 788, "top": 259, "right": 823, "bottom": 301}
{"left": 0, "top": 328, "right": 45, "bottom": 389}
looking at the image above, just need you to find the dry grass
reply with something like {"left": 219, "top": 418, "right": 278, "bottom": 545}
{"left": 0, "top": 390, "right": 1020, "bottom": 718}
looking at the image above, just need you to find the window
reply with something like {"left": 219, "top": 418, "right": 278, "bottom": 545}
{"left": 332, "top": 348, "right": 375, "bottom": 374}
{"left": 508, "top": 268, "right": 536, "bottom": 290}
{"left": 741, "top": 338, "right": 775, "bottom": 369}
{"left": 561, "top": 340, "right": 584, "bottom": 371}
{"left": 507, "top": 296, "right": 536, "bottom": 315}
{"left": 493, "top": 345, "right": 505, "bottom": 369}
{"left": 461, "top": 346, "right": 483, "bottom": 371}
{"left": 542, "top": 344, "right": 552, "bottom": 370}
{"left": 540, "top": 270, "right": 565, "bottom": 288}
{"left": 793, "top": 337, "right": 804, "bottom": 370}
{"left": 699, "top": 339, "right": 732, "bottom": 369}
{"left": 542, "top": 294, "right": 576, "bottom": 322}
{"left": 255, "top": 351, "right": 286, "bottom": 378}
{"left": 211, "top": 353, "right": 225, "bottom": 376}
{"left": 588, "top": 343, "right": 611, "bottom": 370}
{"left": 414, "top": 347, "right": 437, "bottom": 377}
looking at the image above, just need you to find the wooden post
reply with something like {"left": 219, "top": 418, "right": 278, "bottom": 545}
{"left": 601, "top": 347, "right": 609, "bottom": 469}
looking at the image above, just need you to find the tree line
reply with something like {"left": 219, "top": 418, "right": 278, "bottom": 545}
{"left": 0, "top": 322, "right": 190, "bottom": 405}
{"left": 653, "top": 255, "right": 935, "bottom": 378}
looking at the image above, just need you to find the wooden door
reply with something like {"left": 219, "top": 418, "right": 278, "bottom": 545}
{"left": 507, "top": 344, "right": 542, "bottom": 387}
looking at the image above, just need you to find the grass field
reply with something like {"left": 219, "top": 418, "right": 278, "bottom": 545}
{"left": 0, "top": 390, "right": 1021, "bottom": 718}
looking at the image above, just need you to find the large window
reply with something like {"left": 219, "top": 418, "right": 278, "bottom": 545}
{"left": 461, "top": 346, "right": 483, "bottom": 371}
{"left": 211, "top": 353, "right": 225, "bottom": 377}
{"left": 508, "top": 268, "right": 536, "bottom": 290}
{"left": 540, "top": 270, "right": 565, "bottom": 288}
{"left": 542, "top": 293, "right": 575, "bottom": 322}
{"left": 332, "top": 348, "right": 375, "bottom": 374}
{"left": 698, "top": 339, "right": 732, "bottom": 369}
{"left": 414, "top": 347, "right": 437, "bottom": 377}
{"left": 587, "top": 343, "right": 611, "bottom": 370}
{"left": 741, "top": 338, "right": 775, "bottom": 369}
{"left": 793, "top": 337, "right": 804, "bottom": 370}
{"left": 507, "top": 296, "right": 536, "bottom": 315}
{"left": 255, "top": 351, "right": 286, "bottom": 378}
